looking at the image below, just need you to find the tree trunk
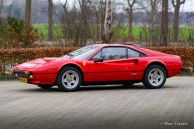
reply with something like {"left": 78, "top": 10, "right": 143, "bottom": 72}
{"left": 172, "top": 0, "right": 185, "bottom": 42}
{"left": 161, "top": 0, "right": 168, "bottom": 46}
{"left": 150, "top": 0, "right": 157, "bottom": 45}
{"left": 103, "top": 0, "right": 112, "bottom": 43}
{"left": 128, "top": 8, "right": 133, "bottom": 37}
{"left": 173, "top": 5, "right": 180, "bottom": 42}
{"left": 0, "top": 0, "right": 3, "bottom": 20}
{"left": 24, "top": 0, "right": 32, "bottom": 47}
{"left": 100, "top": 0, "right": 105, "bottom": 41}
{"left": 48, "top": 0, "right": 53, "bottom": 41}
{"left": 25, "top": 0, "right": 31, "bottom": 30}
{"left": 126, "top": 0, "right": 136, "bottom": 40}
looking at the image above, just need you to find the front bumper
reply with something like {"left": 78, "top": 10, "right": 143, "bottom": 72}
{"left": 13, "top": 70, "right": 32, "bottom": 78}
{"left": 13, "top": 70, "right": 57, "bottom": 85}
{"left": 13, "top": 70, "right": 33, "bottom": 83}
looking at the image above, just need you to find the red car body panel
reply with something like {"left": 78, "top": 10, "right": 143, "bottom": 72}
{"left": 12, "top": 44, "right": 182, "bottom": 85}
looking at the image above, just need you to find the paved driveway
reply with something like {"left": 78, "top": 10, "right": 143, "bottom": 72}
{"left": 0, "top": 77, "right": 193, "bottom": 129}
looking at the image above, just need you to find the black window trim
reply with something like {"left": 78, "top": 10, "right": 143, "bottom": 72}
{"left": 89, "top": 46, "right": 147, "bottom": 61}
{"left": 89, "top": 46, "right": 128, "bottom": 61}
{"left": 127, "top": 47, "right": 147, "bottom": 58}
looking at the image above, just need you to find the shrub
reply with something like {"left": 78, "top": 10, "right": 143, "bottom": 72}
{"left": 0, "top": 17, "right": 38, "bottom": 48}
{"left": 0, "top": 47, "right": 78, "bottom": 78}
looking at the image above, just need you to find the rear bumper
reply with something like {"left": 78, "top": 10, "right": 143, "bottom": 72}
{"left": 168, "top": 69, "right": 181, "bottom": 78}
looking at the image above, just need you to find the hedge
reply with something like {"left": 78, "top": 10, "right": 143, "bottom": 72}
{"left": 0, "top": 47, "right": 78, "bottom": 77}
{"left": 0, "top": 46, "right": 194, "bottom": 78}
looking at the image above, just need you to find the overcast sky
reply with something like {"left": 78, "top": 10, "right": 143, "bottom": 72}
{"left": 54, "top": 0, "right": 194, "bottom": 12}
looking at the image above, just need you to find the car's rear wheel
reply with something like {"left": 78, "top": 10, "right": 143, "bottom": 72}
{"left": 57, "top": 67, "right": 82, "bottom": 92}
{"left": 143, "top": 65, "right": 166, "bottom": 89}
{"left": 37, "top": 85, "right": 54, "bottom": 89}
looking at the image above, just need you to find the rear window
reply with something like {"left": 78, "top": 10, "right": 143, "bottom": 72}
{"left": 128, "top": 48, "right": 146, "bottom": 58}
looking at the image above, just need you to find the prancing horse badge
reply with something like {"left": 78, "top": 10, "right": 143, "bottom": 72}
{"left": 83, "top": 62, "right": 87, "bottom": 66}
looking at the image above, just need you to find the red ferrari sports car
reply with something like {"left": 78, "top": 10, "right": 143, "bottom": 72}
{"left": 13, "top": 44, "right": 182, "bottom": 91}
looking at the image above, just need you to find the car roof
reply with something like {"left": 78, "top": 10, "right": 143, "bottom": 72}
{"left": 95, "top": 44, "right": 143, "bottom": 52}
{"left": 95, "top": 44, "right": 141, "bottom": 49}
{"left": 93, "top": 44, "right": 169, "bottom": 57}
{"left": 94, "top": 44, "right": 153, "bottom": 56}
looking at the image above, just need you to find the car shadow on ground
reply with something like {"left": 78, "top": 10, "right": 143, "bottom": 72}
{"left": 12, "top": 84, "right": 177, "bottom": 93}
{"left": 80, "top": 85, "right": 146, "bottom": 91}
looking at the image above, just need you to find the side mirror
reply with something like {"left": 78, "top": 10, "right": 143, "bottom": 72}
{"left": 94, "top": 58, "right": 104, "bottom": 63}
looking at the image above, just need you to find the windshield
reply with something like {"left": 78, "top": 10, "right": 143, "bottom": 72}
{"left": 65, "top": 45, "right": 100, "bottom": 60}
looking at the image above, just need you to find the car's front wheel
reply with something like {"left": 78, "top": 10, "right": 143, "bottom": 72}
{"left": 143, "top": 65, "right": 166, "bottom": 89}
{"left": 57, "top": 67, "right": 82, "bottom": 92}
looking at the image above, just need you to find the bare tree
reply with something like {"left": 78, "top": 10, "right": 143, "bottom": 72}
{"left": 103, "top": 0, "right": 112, "bottom": 43}
{"left": 24, "top": 0, "right": 32, "bottom": 47}
{"left": 48, "top": 0, "right": 53, "bottom": 40}
{"left": 0, "top": 0, "right": 3, "bottom": 19}
{"left": 99, "top": 0, "right": 106, "bottom": 40}
{"left": 57, "top": 0, "right": 94, "bottom": 45}
{"left": 58, "top": 0, "right": 76, "bottom": 43}
{"left": 172, "top": 0, "right": 185, "bottom": 42}
{"left": 92, "top": 0, "right": 106, "bottom": 41}
{"left": 25, "top": 0, "right": 31, "bottom": 30}
{"left": 78, "top": 0, "right": 92, "bottom": 45}
{"left": 161, "top": 0, "right": 168, "bottom": 46}
{"left": 149, "top": 0, "right": 161, "bottom": 45}
{"left": 125, "top": 0, "right": 137, "bottom": 37}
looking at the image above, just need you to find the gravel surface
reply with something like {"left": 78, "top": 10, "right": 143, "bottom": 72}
{"left": 0, "top": 77, "right": 193, "bottom": 129}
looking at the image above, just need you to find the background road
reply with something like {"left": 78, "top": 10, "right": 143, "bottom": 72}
{"left": 0, "top": 77, "right": 193, "bottom": 129}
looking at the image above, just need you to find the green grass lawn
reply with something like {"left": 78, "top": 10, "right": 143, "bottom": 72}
{"left": 179, "top": 27, "right": 194, "bottom": 39}
{"left": 112, "top": 25, "right": 194, "bottom": 40}
{"left": 33, "top": 24, "right": 63, "bottom": 41}
{"left": 112, "top": 26, "right": 140, "bottom": 37}
{"left": 33, "top": 24, "right": 194, "bottom": 41}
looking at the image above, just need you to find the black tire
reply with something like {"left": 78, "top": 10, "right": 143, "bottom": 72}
{"left": 37, "top": 85, "right": 54, "bottom": 89}
{"left": 143, "top": 65, "right": 167, "bottom": 89}
{"left": 57, "top": 66, "right": 82, "bottom": 92}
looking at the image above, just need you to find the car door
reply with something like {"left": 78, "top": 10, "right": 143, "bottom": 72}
{"left": 126, "top": 48, "right": 146, "bottom": 80}
{"left": 85, "top": 47, "right": 133, "bottom": 82}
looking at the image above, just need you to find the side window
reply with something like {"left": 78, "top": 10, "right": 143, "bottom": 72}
{"left": 101, "top": 47, "right": 127, "bottom": 60}
{"left": 90, "top": 51, "right": 101, "bottom": 61}
{"left": 128, "top": 48, "right": 141, "bottom": 58}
